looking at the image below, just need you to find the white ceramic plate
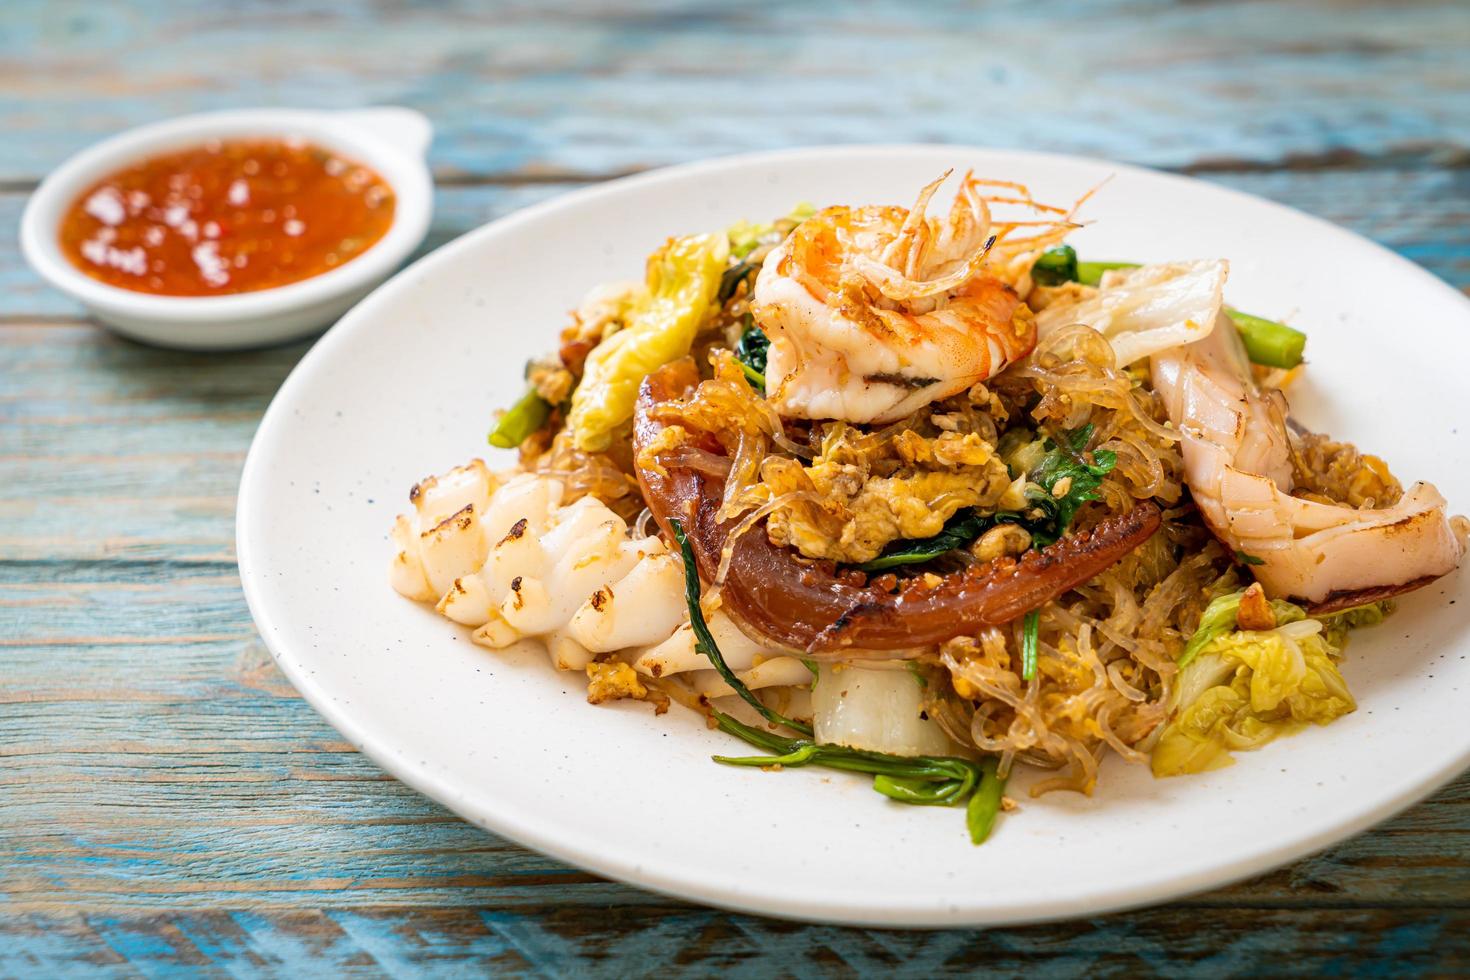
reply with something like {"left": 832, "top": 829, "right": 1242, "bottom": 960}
{"left": 238, "top": 146, "right": 1470, "bottom": 927}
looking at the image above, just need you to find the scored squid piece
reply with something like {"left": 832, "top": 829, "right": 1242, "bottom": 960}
{"left": 633, "top": 607, "right": 812, "bottom": 699}
{"left": 634, "top": 359, "right": 1162, "bottom": 656}
{"left": 389, "top": 459, "right": 501, "bottom": 601}
{"left": 1152, "top": 314, "right": 1467, "bottom": 612}
{"left": 390, "top": 470, "right": 689, "bottom": 671}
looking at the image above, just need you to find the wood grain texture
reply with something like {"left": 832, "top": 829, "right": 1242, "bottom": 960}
{"left": 3, "top": 0, "right": 1469, "bottom": 973}
{"left": 1, "top": 0, "right": 1468, "bottom": 184}
{"left": 0, "top": 907, "right": 1466, "bottom": 977}
{"left": 2, "top": 168, "right": 1467, "bottom": 320}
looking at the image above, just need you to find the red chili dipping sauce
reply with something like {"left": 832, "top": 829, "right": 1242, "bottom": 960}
{"left": 58, "top": 139, "right": 396, "bottom": 296}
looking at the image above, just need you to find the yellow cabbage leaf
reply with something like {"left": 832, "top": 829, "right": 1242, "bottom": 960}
{"left": 1151, "top": 623, "right": 1356, "bottom": 778}
{"left": 726, "top": 202, "right": 816, "bottom": 258}
{"left": 568, "top": 232, "right": 729, "bottom": 451}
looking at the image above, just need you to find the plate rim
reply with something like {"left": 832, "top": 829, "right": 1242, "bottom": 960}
{"left": 237, "top": 143, "right": 1470, "bottom": 928}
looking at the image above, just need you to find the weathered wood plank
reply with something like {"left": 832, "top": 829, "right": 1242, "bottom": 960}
{"left": 0, "top": 561, "right": 1467, "bottom": 913}
{"left": 0, "top": 906, "right": 1465, "bottom": 977}
{"left": 1, "top": 0, "right": 1467, "bottom": 184}
{"left": 2, "top": 165, "right": 1466, "bottom": 319}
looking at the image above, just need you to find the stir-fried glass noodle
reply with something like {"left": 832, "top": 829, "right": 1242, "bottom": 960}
{"left": 388, "top": 172, "right": 1468, "bottom": 843}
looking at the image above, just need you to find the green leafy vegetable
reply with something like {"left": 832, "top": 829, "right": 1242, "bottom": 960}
{"left": 1320, "top": 600, "right": 1393, "bottom": 648}
{"left": 871, "top": 774, "right": 970, "bottom": 805}
{"left": 856, "top": 424, "right": 1115, "bottom": 571}
{"left": 1155, "top": 593, "right": 1390, "bottom": 776}
{"left": 711, "top": 710, "right": 1008, "bottom": 845}
{"left": 1234, "top": 550, "right": 1265, "bottom": 566}
{"left": 1322, "top": 601, "right": 1391, "bottom": 632}
{"left": 568, "top": 232, "right": 729, "bottom": 451}
{"left": 734, "top": 317, "right": 770, "bottom": 391}
{"left": 1023, "top": 424, "right": 1118, "bottom": 547}
{"left": 1033, "top": 248, "right": 1306, "bottom": 367}
{"left": 786, "top": 202, "right": 817, "bottom": 224}
{"left": 998, "top": 427, "right": 1046, "bottom": 476}
{"left": 1226, "top": 310, "right": 1307, "bottom": 369}
{"left": 713, "top": 713, "right": 971, "bottom": 793}
{"left": 726, "top": 202, "right": 817, "bottom": 259}
{"left": 856, "top": 509, "right": 997, "bottom": 572}
{"left": 487, "top": 387, "right": 552, "bottom": 449}
{"left": 670, "top": 518, "right": 811, "bottom": 736}
{"left": 726, "top": 221, "right": 768, "bottom": 260}
{"left": 672, "top": 518, "right": 1007, "bottom": 844}
{"left": 1021, "top": 610, "right": 1040, "bottom": 681}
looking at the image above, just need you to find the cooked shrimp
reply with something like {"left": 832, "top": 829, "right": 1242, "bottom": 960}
{"left": 1152, "top": 315, "right": 1467, "bottom": 611}
{"left": 751, "top": 171, "right": 1063, "bottom": 424}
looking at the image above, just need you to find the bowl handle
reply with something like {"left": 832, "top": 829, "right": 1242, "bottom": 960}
{"left": 334, "top": 106, "right": 433, "bottom": 159}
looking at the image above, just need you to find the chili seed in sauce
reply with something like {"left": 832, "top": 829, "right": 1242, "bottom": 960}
{"left": 58, "top": 138, "right": 396, "bottom": 297}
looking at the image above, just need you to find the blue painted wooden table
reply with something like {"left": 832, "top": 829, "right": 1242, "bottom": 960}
{"left": 3, "top": 0, "right": 1469, "bottom": 974}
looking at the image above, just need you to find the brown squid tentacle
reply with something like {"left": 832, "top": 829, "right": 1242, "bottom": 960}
{"left": 806, "top": 502, "right": 1161, "bottom": 653}
{"left": 634, "top": 361, "right": 1162, "bottom": 657}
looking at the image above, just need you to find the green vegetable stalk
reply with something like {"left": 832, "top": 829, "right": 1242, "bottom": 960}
{"left": 1031, "top": 245, "right": 1141, "bottom": 288}
{"left": 966, "top": 758, "right": 1005, "bottom": 844}
{"left": 1021, "top": 610, "right": 1040, "bottom": 681}
{"left": 1076, "top": 260, "right": 1139, "bottom": 287}
{"left": 671, "top": 518, "right": 1007, "bottom": 844}
{"left": 670, "top": 518, "right": 810, "bottom": 736}
{"left": 711, "top": 710, "right": 1008, "bottom": 845}
{"left": 487, "top": 387, "right": 552, "bottom": 449}
{"left": 1226, "top": 310, "right": 1307, "bottom": 370}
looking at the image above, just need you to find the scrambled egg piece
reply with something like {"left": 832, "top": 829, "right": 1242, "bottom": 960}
{"left": 1291, "top": 432, "right": 1402, "bottom": 509}
{"left": 643, "top": 357, "right": 1012, "bottom": 564}
{"left": 585, "top": 660, "right": 670, "bottom": 714}
{"left": 762, "top": 424, "right": 1012, "bottom": 564}
{"left": 1025, "top": 281, "right": 1096, "bottom": 312}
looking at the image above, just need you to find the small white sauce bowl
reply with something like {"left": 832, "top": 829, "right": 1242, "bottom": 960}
{"left": 20, "top": 106, "right": 434, "bottom": 350}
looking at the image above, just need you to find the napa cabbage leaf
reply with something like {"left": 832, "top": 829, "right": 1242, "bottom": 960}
{"left": 568, "top": 232, "right": 728, "bottom": 451}
{"left": 1151, "top": 619, "right": 1356, "bottom": 777}
{"left": 1034, "top": 259, "right": 1227, "bottom": 367}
